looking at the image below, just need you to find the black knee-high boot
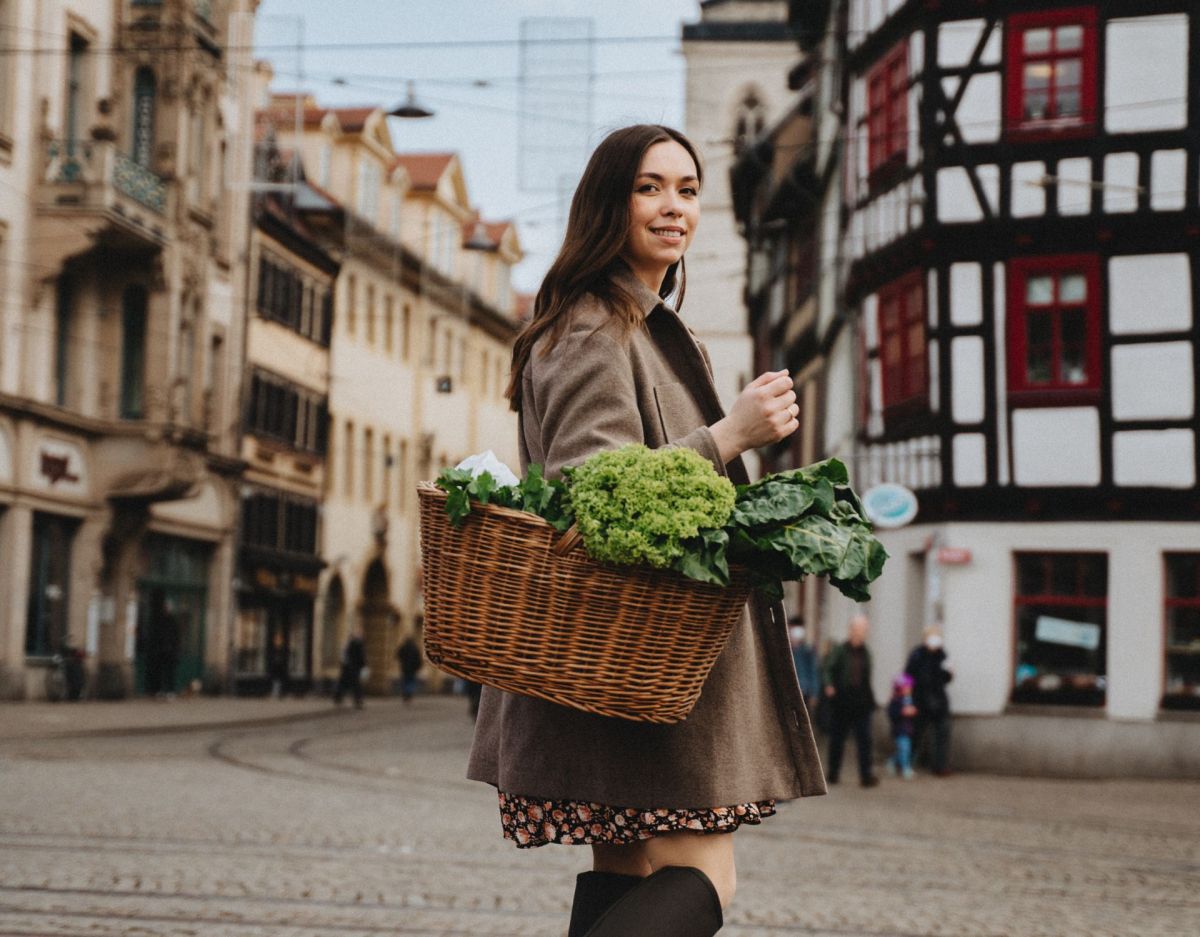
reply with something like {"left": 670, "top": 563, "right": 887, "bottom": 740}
{"left": 567, "top": 871, "right": 643, "bottom": 937}
{"left": 581, "top": 865, "right": 724, "bottom": 937}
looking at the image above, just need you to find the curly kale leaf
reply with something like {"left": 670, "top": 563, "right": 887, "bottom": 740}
{"left": 565, "top": 445, "right": 736, "bottom": 571}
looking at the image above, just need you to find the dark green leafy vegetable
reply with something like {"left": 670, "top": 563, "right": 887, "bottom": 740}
{"left": 435, "top": 452, "right": 887, "bottom": 601}
{"left": 727, "top": 459, "right": 888, "bottom": 601}
{"left": 435, "top": 463, "right": 572, "bottom": 532}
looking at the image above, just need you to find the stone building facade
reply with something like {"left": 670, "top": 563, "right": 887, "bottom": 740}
{"left": 0, "top": 0, "right": 257, "bottom": 699}
{"left": 265, "top": 95, "right": 521, "bottom": 695}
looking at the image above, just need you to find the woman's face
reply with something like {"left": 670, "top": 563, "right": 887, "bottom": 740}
{"left": 622, "top": 139, "right": 700, "bottom": 289}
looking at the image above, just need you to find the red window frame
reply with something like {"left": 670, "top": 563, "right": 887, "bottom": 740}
{"left": 1006, "top": 254, "right": 1101, "bottom": 406}
{"left": 1012, "top": 552, "right": 1108, "bottom": 707}
{"left": 877, "top": 270, "right": 928, "bottom": 414}
{"left": 866, "top": 40, "right": 908, "bottom": 181}
{"left": 1005, "top": 7, "right": 1098, "bottom": 140}
{"left": 1163, "top": 554, "right": 1200, "bottom": 711}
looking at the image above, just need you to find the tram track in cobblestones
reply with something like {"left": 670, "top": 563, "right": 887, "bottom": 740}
{"left": 1, "top": 885, "right": 975, "bottom": 937}
{"left": 5, "top": 703, "right": 1199, "bottom": 937}
{"left": 0, "top": 885, "right": 556, "bottom": 933}
{"left": 2, "top": 830, "right": 1197, "bottom": 915}
{"left": 0, "top": 829, "right": 542, "bottom": 876}
{"left": 203, "top": 716, "right": 481, "bottom": 796}
{"left": 0, "top": 891, "right": 1044, "bottom": 937}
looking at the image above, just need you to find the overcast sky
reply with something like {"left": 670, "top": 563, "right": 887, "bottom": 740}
{"left": 255, "top": 0, "right": 704, "bottom": 292}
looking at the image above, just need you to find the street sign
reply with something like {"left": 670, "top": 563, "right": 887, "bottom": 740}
{"left": 937, "top": 547, "right": 973, "bottom": 566}
{"left": 861, "top": 483, "right": 918, "bottom": 529}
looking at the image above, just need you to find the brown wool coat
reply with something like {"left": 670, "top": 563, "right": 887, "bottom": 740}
{"left": 466, "top": 270, "right": 827, "bottom": 808}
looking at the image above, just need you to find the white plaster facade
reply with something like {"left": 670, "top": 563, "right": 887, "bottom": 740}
{"left": 268, "top": 99, "right": 521, "bottom": 693}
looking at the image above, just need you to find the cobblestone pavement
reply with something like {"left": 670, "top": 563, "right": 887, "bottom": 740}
{"left": 0, "top": 697, "right": 1196, "bottom": 936}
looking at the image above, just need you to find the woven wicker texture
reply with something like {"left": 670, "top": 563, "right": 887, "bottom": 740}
{"left": 417, "top": 482, "right": 750, "bottom": 724}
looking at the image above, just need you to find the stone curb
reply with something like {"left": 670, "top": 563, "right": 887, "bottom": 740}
{"left": 0, "top": 702, "right": 355, "bottom": 742}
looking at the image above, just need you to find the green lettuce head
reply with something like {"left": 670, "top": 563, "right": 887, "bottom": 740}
{"left": 566, "top": 444, "right": 736, "bottom": 570}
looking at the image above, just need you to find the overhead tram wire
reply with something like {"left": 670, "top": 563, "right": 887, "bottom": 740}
{"left": 0, "top": 14, "right": 1181, "bottom": 58}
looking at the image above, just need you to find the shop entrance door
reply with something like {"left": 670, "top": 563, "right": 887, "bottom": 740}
{"left": 361, "top": 560, "right": 392, "bottom": 695}
{"left": 136, "top": 535, "right": 211, "bottom": 695}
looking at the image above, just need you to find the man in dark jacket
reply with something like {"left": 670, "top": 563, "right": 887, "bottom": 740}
{"left": 822, "top": 615, "right": 879, "bottom": 787}
{"left": 396, "top": 636, "right": 422, "bottom": 702}
{"left": 334, "top": 628, "right": 366, "bottom": 709}
{"left": 905, "top": 624, "right": 954, "bottom": 776}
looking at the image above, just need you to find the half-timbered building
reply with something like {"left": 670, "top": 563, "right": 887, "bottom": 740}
{"left": 735, "top": 0, "right": 1200, "bottom": 775}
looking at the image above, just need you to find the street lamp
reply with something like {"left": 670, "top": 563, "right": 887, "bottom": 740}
{"left": 387, "top": 81, "right": 435, "bottom": 120}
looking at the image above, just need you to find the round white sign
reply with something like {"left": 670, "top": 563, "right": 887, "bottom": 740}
{"left": 861, "top": 483, "right": 918, "bottom": 529}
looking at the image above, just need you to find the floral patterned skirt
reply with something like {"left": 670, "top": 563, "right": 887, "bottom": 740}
{"left": 498, "top": 791, "right": 776, "bottom": 848}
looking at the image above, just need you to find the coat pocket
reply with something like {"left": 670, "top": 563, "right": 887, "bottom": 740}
{"left": 653, "top": 381, "right": 702, "bottom": 443}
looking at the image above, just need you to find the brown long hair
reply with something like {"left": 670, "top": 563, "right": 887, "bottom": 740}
{"left": 506, "top": 124, "right": 703, "bottom": 411}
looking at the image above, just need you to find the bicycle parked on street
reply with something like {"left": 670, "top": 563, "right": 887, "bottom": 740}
{"left": 43, "top": 644, "right": 86, "bottom": 702}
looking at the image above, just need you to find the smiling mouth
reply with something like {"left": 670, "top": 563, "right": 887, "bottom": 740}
{"left": 650, "top": 227, "right": 685, "bottom": 239}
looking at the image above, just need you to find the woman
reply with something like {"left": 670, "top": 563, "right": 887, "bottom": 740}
{"left": 468, "top": 124, "right": 826, "bottom": 937}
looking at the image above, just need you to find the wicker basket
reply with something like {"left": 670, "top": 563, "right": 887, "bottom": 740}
{"left": 417, "top": 481, "right": 751, "bottom": 724}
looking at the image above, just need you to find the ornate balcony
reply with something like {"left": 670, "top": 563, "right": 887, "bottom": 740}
{"left": 36, "top": 139, "right": 172, "bottom": 268}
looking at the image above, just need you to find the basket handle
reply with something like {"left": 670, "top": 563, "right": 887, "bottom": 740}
{"left": 552, "top": 524, "right": 583, "bottom": 556}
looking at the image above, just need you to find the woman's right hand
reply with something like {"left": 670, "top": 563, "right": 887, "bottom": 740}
{"left": 711, "top": 370, "right": 798, "bottom": 462}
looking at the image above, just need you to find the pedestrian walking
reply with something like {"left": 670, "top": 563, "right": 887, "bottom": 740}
{"left": 333, "top": 628, "right": 366, "bottom": 709}
{"left": 468, "top": 124, "right": 825, "bottom": 937}
{"left": 821, "top": 615, "right": 879, "bottom": 787}
{"left": 396, "top": 636, "right": 422, "bottom": 702}
{"left": 906, "top": 624, "right": 954, "bottom": 776}
{"left": 788, "top": 615, "right": 820, "bottom": 710}
{"left": 886, "top": 673, "right": 918, "bottom": 780}
{"left": 268, "top": 630, "right": 288, "bottom": 699}
{"left": 144, "top": 590, "right": 179, "bottom": 699}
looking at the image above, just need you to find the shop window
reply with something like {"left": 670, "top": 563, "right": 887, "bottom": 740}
{"left": 25, "top": 513, "right": 77, "bottom": 657}
{"left": 1012, "top": 552, "right": 1107, "bottom": 707}
{"left": 1007, "top": 255, "right": 1101, "bottom": 405}
{"left": 236, "top": 606, "right": 267, "bottom": 674}
{"left": 865, "top": 40, "right": 908, "bottom": 184}
{"left": 1006, "top": 7, "right": 1097, "bottom": 139}
{"left": 1164, "top": 554, "right": 1200, "bottom": 711}
{"left": 877, "top": 270, "right": 927, "bottom": 418}
{"left": 287, "top": 608, "right": 309, "bottom": 676}
{"left": 321, "top": 577, "right": 345, "bottom": 669}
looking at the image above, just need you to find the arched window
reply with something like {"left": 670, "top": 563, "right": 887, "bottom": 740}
{"left": 733, "top": 90, "right": 766, "bottom": 155}
{"left": 132, "top": 68, "right": 156, "bottom": 168}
